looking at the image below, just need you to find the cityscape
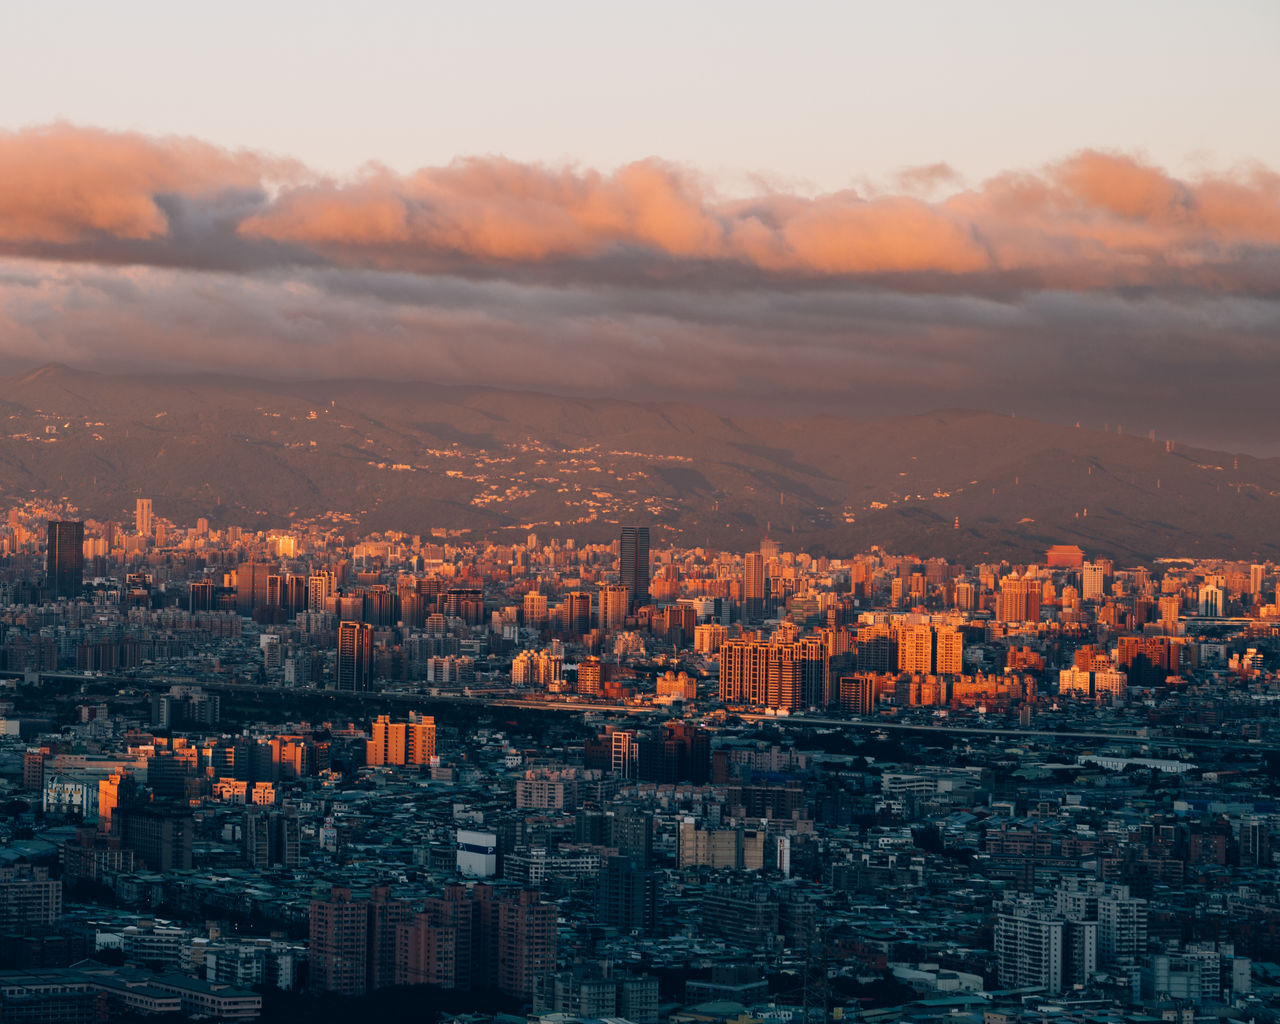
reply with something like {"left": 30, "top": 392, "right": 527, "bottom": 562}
{"left": 3, "top": 2, "right": 1280, "bottom": 1022}
{"left": 0, "top": 500, "right": 1278, "bottom": 1022}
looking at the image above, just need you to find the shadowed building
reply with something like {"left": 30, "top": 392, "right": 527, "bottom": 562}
{"left": 620, "top": 527, "right": 650, "bottom": 610}
{"left": 337, "top": 621, "right": 374, "bottom": 693}
{"left": 46, "top": 521, "right": 84, "bottom": 600}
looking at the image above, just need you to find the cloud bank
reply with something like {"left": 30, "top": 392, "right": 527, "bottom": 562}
{"left": 2, "top": 124, "right": 1279, "bottom": 450}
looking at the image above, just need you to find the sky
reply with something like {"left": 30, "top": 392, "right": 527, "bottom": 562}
{"left": 2, "top": 0, "right": 1279, "bottom": 451}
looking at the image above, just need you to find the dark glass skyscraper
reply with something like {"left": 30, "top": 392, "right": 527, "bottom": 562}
{"left": 619, "top": 526, "right": 650, "bottom": 609}
{"left": 336, "top": 620, "right": 374, "bottom": 693}
{"left": 46, "top": 520, "right": 84, "bottom": 599}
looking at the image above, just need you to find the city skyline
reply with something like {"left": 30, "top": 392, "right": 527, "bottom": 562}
{"left": 3, "top": 5, "right": 1280, "bottom": 1019}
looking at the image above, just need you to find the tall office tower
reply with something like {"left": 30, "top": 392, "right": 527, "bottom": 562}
{"left": 364, "top": 585, "right": 395, "bottom": 627}
{"left": 188, "top": 580, "right": 215, "bottom": 612}
{"left": 598, "top": 584, "right": 630, "bottom": 632}
{"left": 743, "top": 551, "right": 767, "bottom": 620}
{"left": 135, "top": 498, "right": 153, "bottom": 538}
{"left": 46, "top": 521, "right": 84, "bottom": 600}
{"left": 836, "top": 673, "right": 878, "bottom": 714}
{"left": 337, "top": 621, "right": 374, "bottom": 693}
{"left": 619, "top": 526, "right": 650, "bottom": 609}
{"left": 718, "top": 638, "right": 771, "bottom": 706}
{"left": 563, "top": 591, "right": 592, "bottom": 637}
{"left": 1081, "top": 561, "right": 1106, "bottom": 601}
{"left": 309, "top": 887, "right": 369, "bottom": 995}
{"left": 236, "top": 561, "right": 270, "bottom": 615}
{"left": 1250, "top": 563, "right": 1266, "bottom": 596}
{"left": 523, "top": 591, "right": 548, "bottom": 628}
{"left": 1198, "top": 583, "right": 1223, "bottom": 617}
{"left": 284, "top": 574, "right": 308, "bottom": 614}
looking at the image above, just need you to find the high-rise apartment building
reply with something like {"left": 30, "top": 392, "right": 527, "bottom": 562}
{"left": 367, "top": 715, "right": 406, "bottom": 765}
{"left": 619, "top": 527, "right": 650, "bottom": 609}
{"left": 0, "top": 865, "right": 62, "bottom": 930}
{"left": 997, "top": 575, "right": 1042, "bottom": 623}
{"left": 394, "top": 884, "right": 557, "bottom": 999}
{"left": 994, "top": 895, "right": 1066, "bottom": 993}
{"left": 598, "top": 584, "right": 630, "bottom": 632}
{"left": 718, "top": 638, "right": 826, "bottom": 711}
{"left": 523, "top": 591, "right": 548, "bottom": 628}
{"left": 898, "top": 625, "right": 964, "bottom": 674}
{"left": 995, "top": 893, "right": 1098, "bottom": 994}
{"left": 366, "top": 713, "right": 436, "bottom": 766}
{"left": 308, "top": 572, "right": 335, "bottom": 611}
{"left": 336, "top": 621, "right": 374, "bottom": 693}
{"left": 46, "top": 520, "right": 84, "bottom": 600}
{"left": 309, "top": 886, "right": 370, "bottom": 996}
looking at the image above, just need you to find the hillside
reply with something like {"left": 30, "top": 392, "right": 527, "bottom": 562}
{"left": 2, "top": 364, "right": 1277, "bottom": 562}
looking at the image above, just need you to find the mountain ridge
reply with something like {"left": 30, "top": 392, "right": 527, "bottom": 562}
{"left": 2, "top": 364, "right": 1277, "bottom": 562}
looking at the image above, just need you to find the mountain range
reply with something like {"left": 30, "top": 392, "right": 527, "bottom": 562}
{"left": 2, "top": 363, "right": 1277, "bottom": 563}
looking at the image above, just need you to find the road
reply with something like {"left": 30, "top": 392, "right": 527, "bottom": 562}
{"left": 7, "top": 671, "right": 1266, "bottom": 750}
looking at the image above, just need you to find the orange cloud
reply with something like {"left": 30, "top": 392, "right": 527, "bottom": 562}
{"left": 1, "top": 126, "right": 1278, "bottom": 295}
{"left": 0, "top": 124, "right": 298, "bottom": 246}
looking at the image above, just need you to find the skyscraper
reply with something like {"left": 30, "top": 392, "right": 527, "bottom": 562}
{"left": 337, "top": 621, "right": 374, "bottom": 693}
{"left": 619, "top": 527, "right": 650, "bottom": 609}
{"left": 135, "top": 498, "right": 153, "bottom": 538}
{"left": 743, "top": 551, "right": 767, "bottom": 620}
{"left": 46, "top": 521, "right": 84, "bottom": 600}
{"left": 236, "top": 561, "right": 270, "bottom": 616}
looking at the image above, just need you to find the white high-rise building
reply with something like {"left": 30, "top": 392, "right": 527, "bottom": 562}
{"left": 995, "top": 895, "right": 1082, "bottom": 994}
{"left": 1198, "top": 583, "right": 1224, "bottom": 617}
{"left": 1081, "top": 562, "right": 1105, "bottom": 602}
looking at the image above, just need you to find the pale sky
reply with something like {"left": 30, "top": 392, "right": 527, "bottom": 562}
{"left": 4, "top": 0, "right": 1278, "bottom": 191}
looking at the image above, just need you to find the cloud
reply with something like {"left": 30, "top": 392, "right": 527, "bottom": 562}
{"left": 1, "top": 126, "right": 1279, "bottom": 451}
{"left": 1, "top": 125, "right": 1277, "bottom": 296}
{"left": 0, "top": 124, "right": 299, "bottom": 247}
